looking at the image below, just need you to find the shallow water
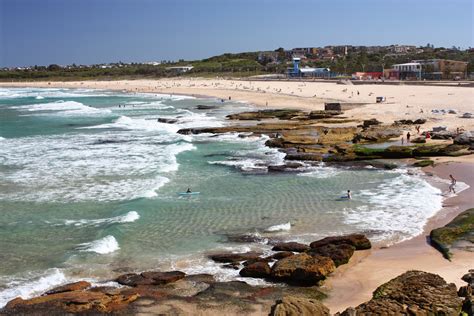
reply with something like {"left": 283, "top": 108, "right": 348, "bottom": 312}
{"left": 0, "top": 87, "right": 452, "bottom": 306}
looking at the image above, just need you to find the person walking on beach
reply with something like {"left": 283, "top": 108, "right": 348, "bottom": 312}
{"left": 449, "top": 175, "right": 457, "bottom": 194}
{"left": 401, "top": 136, "right": 404, "bottom": 145}
{"left": 406, "top": 132, "right": 411, "bottom": 143}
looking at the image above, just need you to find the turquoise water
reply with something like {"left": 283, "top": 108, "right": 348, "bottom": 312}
{"left": 0, "top": 87, "right": 444, "bottom": 305}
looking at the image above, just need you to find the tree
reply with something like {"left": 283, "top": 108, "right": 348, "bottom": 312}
{"left": 47, "top": 64, "right": 61, "bottom": 71}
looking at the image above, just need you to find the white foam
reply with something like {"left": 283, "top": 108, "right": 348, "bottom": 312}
{"left": 11, "top": 100, "right": 111, "bottom": 116}
{"left": 64, "top": 211, "right": 140, "bottom": 227}
{"left": 343, "top": 172, "right": 443, "bottom": 244}
{"left": 0, "top": 132, "right": 193, "bottom": 202}
{"left": 35, "top": 96, "right": 44, "bottom": 100}
{"left": 77, "top": 235, "right": 120, "bottom": 254}
{"left": 139, "top": 177, "right": 171, "bottom": 198}
{"left": 265, "top": 222, "right": 291, "bottom": 232}
{"left": 299, "top": 164, "right": 342, "bottom": 179}
{"left": 0, "top": 268, "right": 67, "bottom": 308}
{"left": 83, "top": 115, "right": 180, "bottom": 133}
{"left": 0, "top": 88, "right": 107, "bottom": 99}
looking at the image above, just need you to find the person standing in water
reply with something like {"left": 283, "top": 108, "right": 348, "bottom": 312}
{"left": 347, "top": 190, "right": 352, "bottom": 199}
{"left": 406, "top": 132, "right": 411, "bottom": 143}
{"left": 449, "top": 175, "right": 457, "bottom": 193}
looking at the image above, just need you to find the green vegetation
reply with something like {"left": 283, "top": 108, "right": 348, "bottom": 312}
{"left": 430, "top": 208, "right": 474, "bottom": 260}
{"left": 1, "top": 46, "right": 472, "bottom": 81}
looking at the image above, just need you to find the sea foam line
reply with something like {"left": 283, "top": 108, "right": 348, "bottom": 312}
{"left": 76, "top": 236, "right": 120, "bottom": 254}
{"left": 64, "top": 211, "right": 139, "bottom": 227}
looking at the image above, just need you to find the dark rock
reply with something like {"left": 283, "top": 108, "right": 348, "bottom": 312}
{"left": 309, "top": 110, "right": 342, "bottom": 119}
{"left": 116, "top": 273, "right": 154, "bottom": 286}
{"left": 242, "top": 257, "right": 272, "bottom": 266}
{"left": 353, "top": 126, "right": 403, "bottom": 143}
{"left": 272, "top": 242, "right": 311, "bottom": 253}
{"left": 222, "top": 263, "right": 240, "bottom": 270}
{"left": 209, "top": 251, "right": 262, "bottom": 263}
{"left": 239, "top": 262, "right": 271, "bottom": 278}
{"left": 431, "top": 130, "right": 455, "bottom": 140}
{"left": 225, "top": 233, "right": 269, "bottom": 244}
{"left": 140, "top": 271, "right": 186, "bottom": 285}
{"left": 310, "top": 234, "right": 371, "bottom": 250}
{"left": 394, "top": 119, "right": 426, "bottom": 125}
{"left": 270, "top": 253, "right": 336, "bottom": 285}
{"left": 430, "top": 208, "right": 474, "bottom": 260}
{"left": 196, "top": 104, "right": 217, "bottom": 110}
{"left": 270, "top": 295, "right": 330, "bottom": 316}
{"left": 45, "top": 281, "right": 91, "bottom": 295}
{"left": 268, "top": 251, "right": 295, "bottom": 260}
{"left": 285, "top": 153, "right": 323, "bottom": 161}
{"left": 454, "top": 131, "right": 474, "bottom": 149}
{"left": 307, "top": 243, "right": 355, "bottom": 267}
{"left": 116, "top": 271, "right": 185, "bottom": 287}
{"left": 338, "top": 270, "right": 462, "bottom": 315}
{"left": 157, "top": 117, "right": 178, "bottom": 124}
{"left": 362, "top": 118, "right": 381, "bottom": 128}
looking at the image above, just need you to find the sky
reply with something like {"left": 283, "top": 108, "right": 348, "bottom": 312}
{"left": 0, "top": 0, "right": 473, "bottom": 67}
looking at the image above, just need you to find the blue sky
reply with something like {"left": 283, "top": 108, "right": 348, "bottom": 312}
{"left": 0, "top": 0, "right": 473, "bottom": 67}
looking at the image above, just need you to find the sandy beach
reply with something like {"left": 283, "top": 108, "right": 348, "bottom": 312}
{"left": 1, "top": 78, "right": 473, "bottom": 313}
{"left": 323, "top": 157, "right": 474, "bottom": 312}
{"left": 2, "top": 78, "right": 474, "bottom": 133}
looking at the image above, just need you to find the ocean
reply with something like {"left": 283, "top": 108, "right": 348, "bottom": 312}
{"left": 0, "top": 87, "right": 453, "bottom": 306}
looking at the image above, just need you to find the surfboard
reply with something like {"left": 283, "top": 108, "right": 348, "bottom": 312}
{"left": 178, "top": 192, "right": 200, "bottom": 195}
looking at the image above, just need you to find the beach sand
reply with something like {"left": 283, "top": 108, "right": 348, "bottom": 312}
{"left": 2, "top": 78, "right": 473, "bottom": 312}
{"left": 2, "top": 78, "right": 473, "bottom": 133}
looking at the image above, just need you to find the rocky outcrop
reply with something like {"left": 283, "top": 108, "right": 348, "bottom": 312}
{"left": 362, "top": 118, "right": 381, "bottom": 128}
{"left": 394, "top": 118, "right": 426, "bottom": 125}
{"left": 430, "top": 208, "right": 474, "bottom": 260}
{"left": 268, "top": 251, "right": 295, "bottom": 260}
{"left": 227, "top": 109, "right": 306, "bottom": 121}
{"left": 460, "top": 270, "right": 474, "bottom": 315}
{"left": 270, "top": 295, "right": 330, "bottom": 316}
{"left": 310, "top": 234, "right": 371, "bottom": 250}
{"left": 454, "top": 131, "right": 474, "bottom": 149}
{"left": 338, "top": 270, "right": 462, "bottom": 315}
{"left": 412, "top": 159, "right": 434, "bottom": 167}
{"left": 209, "top": 251, "right": 262, "bottom": 263}
{"left": 45, "top": 281, "right": 91, "bottom": 295}
{"left": 116, "top": 271, "right": 186, "bottom": 286}
{"left": 272, "top": 242, "right": 311, "bottom": 252}
{"left": 308, "top": 110, "right": 342, "bottom": 119}
{"left": 352, "top": 126, "right": 403, "bottom": 143}
{"left": 307, "top": 243, "right": 355, "bottom": 267}
{"left": 3, "top": 287, "right": 139, "bottom": 314}
{"left": 270, "top": 253, "right": 336, "bottom": 285}
{"left": 239, "top": 262, "right": 272, "bottom": 278}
